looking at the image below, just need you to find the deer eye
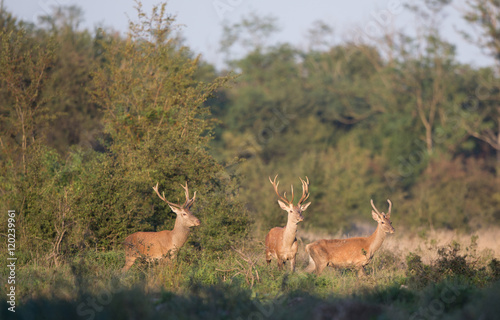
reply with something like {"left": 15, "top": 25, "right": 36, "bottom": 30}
{"left": 381, "top": 222, "right": 385, "bottom": 224}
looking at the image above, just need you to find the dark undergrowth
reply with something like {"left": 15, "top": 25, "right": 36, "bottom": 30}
{"left": 2, "top": 237, "right": 500, "bottom": 320}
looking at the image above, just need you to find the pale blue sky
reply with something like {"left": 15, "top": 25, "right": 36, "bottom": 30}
{"left": 2, "top": 0, "right": 493, "bottom": 69}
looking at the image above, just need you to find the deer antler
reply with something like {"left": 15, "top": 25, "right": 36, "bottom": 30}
{"left": 371, "top": 199, "right": 392, "bottom": 217}
{"left": 370, "top": 199, "right": 381, "bottom": 216}
{"left": 153, "top": 182, "right": 182, "bottom": 208}
{"left": 180, "top": 182, "right": 196, "bottom": 209}
{"left": 298, "top": 176, "right": 310, "bottom": 205}
{"left": 153, "top": 182, "right": 196, "bottom": 209}
{"left": 269, "top": 175, "right": 292, "bottom": 205}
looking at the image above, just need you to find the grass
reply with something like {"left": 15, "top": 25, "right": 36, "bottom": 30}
{"left": 2, "top": 228, "right": 500, "bottom": 319}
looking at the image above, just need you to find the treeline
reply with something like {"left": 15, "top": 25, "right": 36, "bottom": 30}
{"left": 211, "top": 2, "right": 500, "bottom": 233}
{"left": 0, "top": 1, "right": 499, "bottom": 266}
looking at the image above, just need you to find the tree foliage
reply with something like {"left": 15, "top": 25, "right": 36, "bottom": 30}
{"left": 213, "top": 5, "right": 500, "bottom": 233}
{"left": 0, "top": 4, "right": 248, "bottom": 265}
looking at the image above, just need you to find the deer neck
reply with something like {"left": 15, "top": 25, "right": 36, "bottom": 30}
{"left": 367, "top": 224, "right": 386, "bottom": 257}
{"left": 171, "top": 219, "right": 191, "bottom": 250}
{"left": 282, "top": 219, "right": 299, "bottom": 249}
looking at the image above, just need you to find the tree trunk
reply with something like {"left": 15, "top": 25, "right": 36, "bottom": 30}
{"left": 497, "top": 116, "right": 500, "bottom": 172}
{"left": 425, "top": 125, "right": 433, "bottom": 156}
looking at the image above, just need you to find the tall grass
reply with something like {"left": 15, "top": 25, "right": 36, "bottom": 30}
{"left": 2, "top": 228, "right": 500, "bottom": 319}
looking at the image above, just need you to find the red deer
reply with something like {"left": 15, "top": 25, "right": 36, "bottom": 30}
{"left": 305, "top": 199, "right": 394, "bottom": 276}
{"left": 122, "top": 182, "right": 200, "bottom": 272}
{"left": 265, "top": 175, "right": 311, "bottom": 272}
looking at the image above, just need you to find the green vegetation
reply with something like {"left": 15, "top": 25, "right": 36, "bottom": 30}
{"left": 1, "top": 1, "right": 500, "bottom": 319}
{"left": 1, "top": 237, "right": 500, "bottom": 319}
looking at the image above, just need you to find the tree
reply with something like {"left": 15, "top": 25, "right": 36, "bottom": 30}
{"left": 86, "top": 2, "right": 246, "bottom": 249}
{"left": 37, "top": 6, "right": 102, "bottom": 152}
{"left": 220, "top": 12, "right": 280, "bottom": 66}
{"left": 0, "top": 18, "right": 57, "bottom": 174}
{"left": 461, "top": 0, "right": 500, "bottom": 165}
{"left": 0, "top": 14, "right": 79, "bottom": 265}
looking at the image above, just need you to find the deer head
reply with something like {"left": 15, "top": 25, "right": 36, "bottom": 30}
{"left": 370, "top": 199, "right": 394, "bottom": 234}
{"left": 153, "top": 182, "right": 200, "bottom": 228}
{"left": 269, "top": 175, "right": 311, "bottom": 224}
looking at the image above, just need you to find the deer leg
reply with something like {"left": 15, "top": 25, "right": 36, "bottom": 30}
{"left": 308, "top": 246, "right": 326, "bottom": 275}
{"left": 290, "top": 257, "right": 296, "bottom": 272}
{"left": 304, "top": 255, "right": 316, "bottom": 273}
{"left": 357, "top": 267, "right": 366, "bottom": 277}
{"left": 122, "top": 256, "right": 137, "bottom": 273}
{"left": 277, "top": 259, "right": 284, "bottom": 270}
{"left": 315, "top": 262, "right": 327, "bottom": 275}
{"left": 265, "top": 250, "right": 272, "bottom": 265}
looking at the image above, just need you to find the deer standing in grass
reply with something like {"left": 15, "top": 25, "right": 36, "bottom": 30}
{"left": 265, "top": 175, "right": 311, "bottom": 272}
{"left": 122, "top": 182, "right": 200, "bottom": 272}
{"left": 305, "top": 199, "right": 394, "bottom": 276}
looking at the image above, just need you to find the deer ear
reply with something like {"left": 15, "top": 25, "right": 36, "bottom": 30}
{"left": 301, "top": 202, "right": 311, "bottom": 211}
{"left": 169, "top": 205, "right": 181, "bottom": 215}
{"left": 371, "top": 210, "right": 381, "bottom": 222}
{"left": 278, "top": 200, "right": 289, "bottom": 211}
